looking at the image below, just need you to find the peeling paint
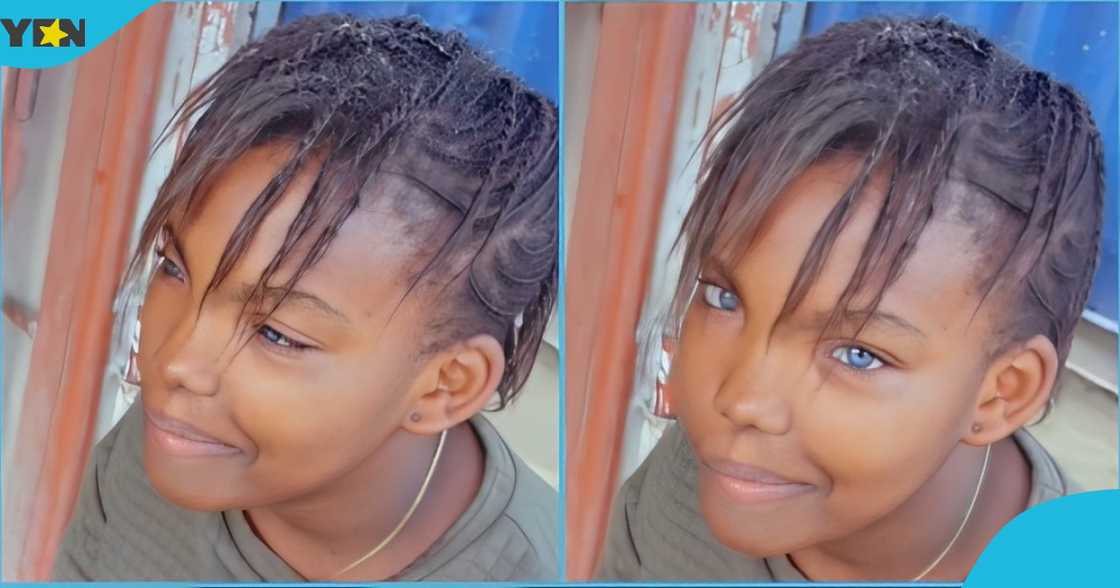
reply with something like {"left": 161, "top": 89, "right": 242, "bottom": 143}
{"left": 200, "top": 3, "right": 236, "bottom": 55}
{"left": 727, "top": 3, "right": 761, "bottom": 65}
{"left": 217, "top": 3, "right": 238, "bottom": 48}
{"left": 706, "top": 3, "right": 723, "bottom": 31}
{"left": 729, "top": 3, "right": 756, "bottom": 28}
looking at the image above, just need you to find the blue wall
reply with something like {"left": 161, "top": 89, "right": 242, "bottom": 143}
{"left": 804, "top": 2, "right": 1119, "bottom": 324}
{"left": 280, "top": 1, "right": 558, "bottom": 103}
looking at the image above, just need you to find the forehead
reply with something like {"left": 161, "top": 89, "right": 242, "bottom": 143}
{"left": 721, "top": 158, "right": 998, "bottom": 335}
{"left": 174, "top": 143, "right": 446, "bottom": 324}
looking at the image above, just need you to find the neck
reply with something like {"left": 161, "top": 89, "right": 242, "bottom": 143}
{"left": 789, "top": 435, "right": 1030, "bottom": 581}
{"left": 245, "top": 421, "right": 485, "bottom": 580}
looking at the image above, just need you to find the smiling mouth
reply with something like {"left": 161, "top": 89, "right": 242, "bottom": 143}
{"left": 701, "top": 460, "right": 816, "bottom": 504}
{"left": 144, "top": 408, "right": 241, "bottom": 458}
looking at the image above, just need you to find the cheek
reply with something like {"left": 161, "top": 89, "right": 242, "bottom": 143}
{"left": 799, "top": 365, "right": 981, "bottom": 519}
{"left": 228, "top": 348, "right": 413, "bottom": 466}
{"left": 668, "top": 327, "right": 722, "bottom": 429}
{"left": 669, "top": 306, "right": 737, "bottom": 423}
{"left": 136, "top": 281, "right": 183, "bottom": 380}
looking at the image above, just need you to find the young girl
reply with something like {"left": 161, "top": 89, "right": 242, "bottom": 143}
{"left": 599, "top": 16, "right": 1102, "bottom": 581}
{"left": 53, "top": 14, "right": 558, "bottom": 581}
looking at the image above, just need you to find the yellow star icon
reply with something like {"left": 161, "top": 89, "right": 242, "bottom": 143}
{"left": 39, "top": 19, "right": 69, "bottom": 47}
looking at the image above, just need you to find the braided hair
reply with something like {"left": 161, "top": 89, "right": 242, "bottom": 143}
{"left": 127, "top": 14, "right": 558, "bottom": 409}
{"left": 673, "top": 16, "right": 1104, "bottom": 382}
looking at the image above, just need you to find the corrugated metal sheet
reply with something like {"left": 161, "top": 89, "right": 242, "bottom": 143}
{"left": 802, "top": 1, "right": 1119, "bottom": 324}
{"left": 280, "top": 1, "right": 558, "bottom": 102}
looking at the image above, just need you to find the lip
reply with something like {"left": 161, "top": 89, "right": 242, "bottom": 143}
{"left": 701, "top": 459, "right": 815, "bottom": 505}
{"left": 144, "top": 407, "right": 241, "bottom": 457}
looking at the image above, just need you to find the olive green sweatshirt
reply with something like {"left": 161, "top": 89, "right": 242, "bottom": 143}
{"left": 53, "top": 400, "right": 558, "bottom": 581}
{"left": 598, "top": 423, "right": 1071, "bottom": 581}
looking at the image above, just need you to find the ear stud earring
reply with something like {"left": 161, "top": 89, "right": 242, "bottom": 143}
{"left": 971, "top": 423, "right": 982, "bottom": 433}
{"left": 410, "top": 412, "right": 422, "bottom": 423}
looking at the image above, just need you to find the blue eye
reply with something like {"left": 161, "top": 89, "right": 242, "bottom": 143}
{"left": 831, "top": 345, "right": 884, "bottom": 370}
{"left": 155, "top": 252, "right": 185, "bottom": 282}
{"left": 700, "top": 283, "right": 740, "bottom": 311}
{"left": 257, "top": 325, "right": 310, "bottom": 352}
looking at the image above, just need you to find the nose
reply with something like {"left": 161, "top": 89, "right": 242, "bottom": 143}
{"left": 159, "top": 315, "right": 224, "bottom": 397}
{"left": 712, "top": 343, "right": 794, "bottom": 435}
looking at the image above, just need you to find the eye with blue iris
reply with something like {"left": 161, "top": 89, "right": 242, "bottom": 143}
{"left": 831, "top": 345, "right": 885, "bottom": 371}
{"left": 155, "top": 253, "right": 185, "bottom": 282}
{"left": 699, "top": 282, "right": 740, "bottom": 311}
{"left": 258, "top": 324, "right": 311, "bottom": 352}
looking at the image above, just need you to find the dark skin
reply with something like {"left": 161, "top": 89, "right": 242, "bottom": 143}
{"left": 137, "top": 143, "right": 505, "bottom": 580}
{"left": 672, "top": 156, "right": 1058, "bottom": 581}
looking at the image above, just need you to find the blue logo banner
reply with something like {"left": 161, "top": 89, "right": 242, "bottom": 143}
{"left": 966, "top": 489, "right": 1119, "bottom": 586}
{"left": 0, "top": 0, "right": 156, "bottom": 68}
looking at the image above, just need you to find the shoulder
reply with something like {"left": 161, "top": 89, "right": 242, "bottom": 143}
{"left": 600, "top": 421, "right": 694, "bottom": 577}
{"left": 599, "top": 422, "right": 775, "bottom": 581}
{"left": 496, "top": 443, "right": 559, "bottom": 580}
{"left": 419, "top": 415, "right": 558, "bottom": 581}
{"left": 596, "top": 449, "right": 647, "bottom": 580}
{"left": 52, "top": 402, "right": 138, "bottom": 579}
{"left": 53, "top": 401, "right": 225, "bottom": 580}
{"left": 1014, "top": 428, "right": 1077, "bottom": 503}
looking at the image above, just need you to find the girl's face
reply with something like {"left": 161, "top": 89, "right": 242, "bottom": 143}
{"left": 672, "top": 158, "right": 998, "bottom": 556}
{"left": 138, "top": 143, "right": 442, "bottom": 511}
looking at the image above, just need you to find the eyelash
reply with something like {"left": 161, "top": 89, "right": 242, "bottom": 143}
{"left": 696, "top": 275, "right": 891, "bottom": 376}
{"left": 256, "top": 324, "right": 314, "bottom": 355}
{"left": 155, "top": 247, "right": 313, "bottom": 356}
{"left": 829, "top": 344, "right": 888, "bottom": 375}
{"left": 697, "top": 280, "right": 740, "bottom": 312}
{"left": 154, "top": 249, "right": 186, "bottom": 282}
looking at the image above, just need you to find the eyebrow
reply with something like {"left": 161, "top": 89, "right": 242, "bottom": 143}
{"left": 701, "top": 256, "right": 926, "bottom": 340}
{"left": 802, "top": 308, "right": 927, "bottom": 340}
{"left": 699, "top": 255, "right": 738, "bottom": 283}
{"left": 236, "top": 283, "right": 351, "bottom": 325}
{"left": 163, "top": 224, "right": 351, "bottom": 325}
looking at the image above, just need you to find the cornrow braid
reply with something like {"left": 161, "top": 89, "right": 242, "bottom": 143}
{"left": 124, "top": 14, "right": 558, "bottom": 409}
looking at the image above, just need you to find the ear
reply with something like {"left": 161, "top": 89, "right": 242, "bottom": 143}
{"left": 401, "top": 334, "right": 506, "bottom": 434}
{"left": 965, "top": 334, "right": 1058, "bottom": 445}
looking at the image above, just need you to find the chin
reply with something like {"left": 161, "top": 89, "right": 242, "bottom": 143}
{"left": 698, "top": 493, "right": 811, "bottom": 558}
{"left": 143, "top": 459, "right": 236, "bottom": 512}
{"left": 707, "top": 521, "right": 788, "bottom": 558}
